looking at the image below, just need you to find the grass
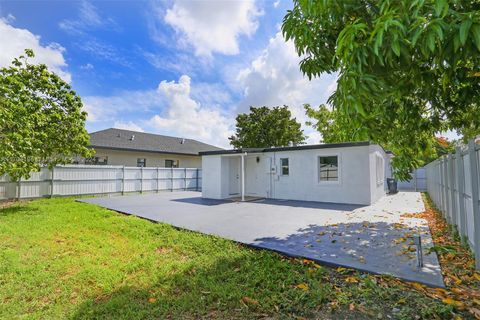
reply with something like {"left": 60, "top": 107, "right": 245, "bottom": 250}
{"left": 0, "top": 197, "right": 458, "bottom": 319}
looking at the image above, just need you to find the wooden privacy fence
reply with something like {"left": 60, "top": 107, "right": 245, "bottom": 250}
{"left": 425, "top": 139, "right": 480, "bottom": 268}
{"left": 0, "top": 165, "right": 202, "bottom": 200}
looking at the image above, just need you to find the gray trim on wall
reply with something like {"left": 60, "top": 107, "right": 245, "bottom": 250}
{"left": 199, "top": 141, "right": 372, "bottom": 156}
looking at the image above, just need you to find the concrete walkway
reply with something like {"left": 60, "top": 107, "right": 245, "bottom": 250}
{"left": 79, "top": 192, "right": 444, "bottom": 287}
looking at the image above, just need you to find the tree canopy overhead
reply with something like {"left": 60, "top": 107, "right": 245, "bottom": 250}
{"left": 283, "top": 0, "right": 480, "bottom": 179}
{"left": 0, "top": 50, "right": 92, "bottom": 180}
{"left": 229, "top": 106, "right": 306, "bottom": 149}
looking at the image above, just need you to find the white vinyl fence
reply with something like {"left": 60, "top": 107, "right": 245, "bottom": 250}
{"left": 0, "top": 165, "right": 202, "bottom": 200}
{"left": 398, "top": 167, "right": 426, "bottom": 191}
{"left": 426, "top": 139, "right": 480, "bottom": 268}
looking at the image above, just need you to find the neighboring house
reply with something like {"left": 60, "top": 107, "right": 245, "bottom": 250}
{"left": 200, "top": 141, "right": 392, "bottom": 205}
{"left": 79, "top": 128, "right": 222, "bottom": 168}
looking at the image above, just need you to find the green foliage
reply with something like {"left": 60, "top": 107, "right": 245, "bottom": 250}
{"left": 305, "top": 104, "right": 456, "bottom": 180}
{"left": 283, "top": 1, "right": 480, "bottom": 179}
{"left": 0, "top": 50, "right": 92, "bottom": 180}
{"left": 229, "top": 106, "right": 306, "bottom": 148}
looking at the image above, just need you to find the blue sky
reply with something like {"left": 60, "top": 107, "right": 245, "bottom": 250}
{"left": 0, "top": 0, "right": 339, "bottom": 147}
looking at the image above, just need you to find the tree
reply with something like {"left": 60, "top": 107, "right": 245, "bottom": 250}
{"left": 229, "top": 106, "right": 306, "bottom": 148}
{"left": 0, "top": 49, "right": 92, "bottom": 181}
{"left": 283, "top": 1, "right": 480, "bottom": 179}
{"left": 305, "top": 104, "right": 456, "bottom": 179}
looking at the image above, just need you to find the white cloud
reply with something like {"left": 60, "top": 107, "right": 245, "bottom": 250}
{"left": 59, "top": 1, "right": 118, "bottom": 35}
{"left": 0, "top": 17, "right": 71, "bottom": 82}
{"left": 113, "top": 121, "right": 144, "bottom": 132}
{"left": 149, "top": 75, "right": 233, "bottom": 147}
{"left": 80, "top": 63, "right": 94, "bottom": 70}
{"left": 82, "top": 88, "right": 162, "bottom": 122}
{"left": 83, "top": 75, "right": 233, "bottom": 148}
{"left": 163, "top": 0, "right": 262, "bottom": 56}
{"left": 80, "top": 39, "right": 131, "bottom": 67}
{"left": 236, "top": 31, "right": 338, "bottom": 143}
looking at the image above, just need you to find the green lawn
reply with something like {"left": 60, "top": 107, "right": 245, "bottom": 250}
{"left": 0, "top": 197, "right": 453, "bottom": 319}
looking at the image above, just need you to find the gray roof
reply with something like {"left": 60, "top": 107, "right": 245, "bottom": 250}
{"left": 89, "top": 128, "right": 223, "bottom": 156}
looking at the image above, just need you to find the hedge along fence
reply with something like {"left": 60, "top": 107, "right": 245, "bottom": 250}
{"left": 426, "top": 139, "right": 480, "bottom": 269}
{"left": 0, "top": 165, "right": 202, "bottom": 201}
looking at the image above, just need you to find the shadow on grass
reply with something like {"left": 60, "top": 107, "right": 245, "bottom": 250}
{"left": 69, "top": 253, "right": 335, "bottom": 320}
{"left": 0, "top": 205, "right": 38, "bottom": 217}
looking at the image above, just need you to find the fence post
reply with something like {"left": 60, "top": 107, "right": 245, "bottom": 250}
{"left": 49, "top": 167, "right": 54, "bottom": 198}
{"left": 442, "top": 156, "right": 450, "bottom": 221}
{"left": 122, "top": 166, "right": 125, "bottom": 195}
{"left": 455, "top": 147, "right": 467, "bottom": 245}
{"left": 171, "top": 167, "right": 174, "bottom": 192}
{"left": 156, "top": 167, "right": 160, "bottom": 193}
{"left": 184, "top": 168, "right": 187, "bottom": 191}
{"left": 448, "top": 154, "right": 457, "bottom": 229}
{"left": 16, "top": 178, "right": 21, "bottom": 201}
{"left": 196, "top": 168, "right": 199, "bottom": 191}
{"left": 414, "top": 170, "right": 417, "bottom": 191}
{"left": 140, "top": 167, "right": 143, "bottom": 194}
{"left": 468, "top": 139, "right": 480, "bottom": 269}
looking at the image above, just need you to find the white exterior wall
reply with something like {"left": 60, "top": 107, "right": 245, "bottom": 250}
{"left": 201, "top": 144, "right": 388, "bottom": 205}
{"left": 86, "top": 148, "right": 202, "bottom": 168}
{"left": 368, "top": 145, "right": 388, "bottom": 204}
{"left": 270, "top": 146, "right": 371, "bottom": 205}
{"left": 201, "top": 156, "right": 223, "bottom": 199}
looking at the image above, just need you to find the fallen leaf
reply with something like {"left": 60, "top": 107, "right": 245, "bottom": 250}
{"left": 148, "top": 298, "right": 157, "bottom": 303}
{"left": 345, "top": 276, "right": 358, "bottom": 283}
{"left": 451, "top": 275, "right": 463, "bottom": 285}
{"left": 349, "top": 303, "right": 355, "bottom": 311}
{"left": 295, "top": 283, "right": 309, "bottom": 291}
{"left": 411, "top": 282, "right": 425, "bottom": 291}
{"left": 241, "top": 296, "right": 259, "bottom": 306}
{"left": 442, "top": 298, "right": 464, "bottom": 309}
{"left": 469, "top": 307, "right": 480, "bottom": 319}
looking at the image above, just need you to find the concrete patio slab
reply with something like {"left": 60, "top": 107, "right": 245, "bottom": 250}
{"left": 79, "top": 191, "right": 444, "bottom": 287}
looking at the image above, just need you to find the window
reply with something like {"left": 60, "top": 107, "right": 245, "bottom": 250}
{"left": 319, "top": 156, "right": 339, "bottom": 182}
{"left": 137, "top": 158, "right": 146, "bottom": 167}
{"left": 165, "top": 159, "right": 179, "bottom": 168}
{"left": 376, "top": 153, "right": 385, "bottom": 184}
{"left": 280, "top": 158, "right": 289, "bottom": 175}
{"left": 85, "top": 156, "right": 108, "bottom": 165}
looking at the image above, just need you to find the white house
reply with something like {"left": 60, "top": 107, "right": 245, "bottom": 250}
{"left": 200, "top": 142, "right": 392, "bottom": 205}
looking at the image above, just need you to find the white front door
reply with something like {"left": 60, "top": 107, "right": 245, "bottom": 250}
{"left": 229, "top": 157, "right": 240, "bottom": 195}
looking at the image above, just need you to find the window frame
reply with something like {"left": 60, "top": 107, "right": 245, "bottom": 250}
{"left": 165, "top": 159, "right": 179, "bottom": 168}
{"left": 137, "top": 158, "right": 147, "bottom": 167}
{"left": 375, "top": 153, "right": 385, "bottom": 185}
{"left": 85, "top": 156, "right": 108, "bottom": 165}
{"left": 318, "top": 154, "right": 340, "bottom": 184}
{"left": 280, "top": 158, "right": 289, "bottom": 176}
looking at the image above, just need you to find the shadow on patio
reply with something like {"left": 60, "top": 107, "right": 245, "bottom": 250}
{"left": 252, "top": 221, "right": 444, "bottom": 287}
